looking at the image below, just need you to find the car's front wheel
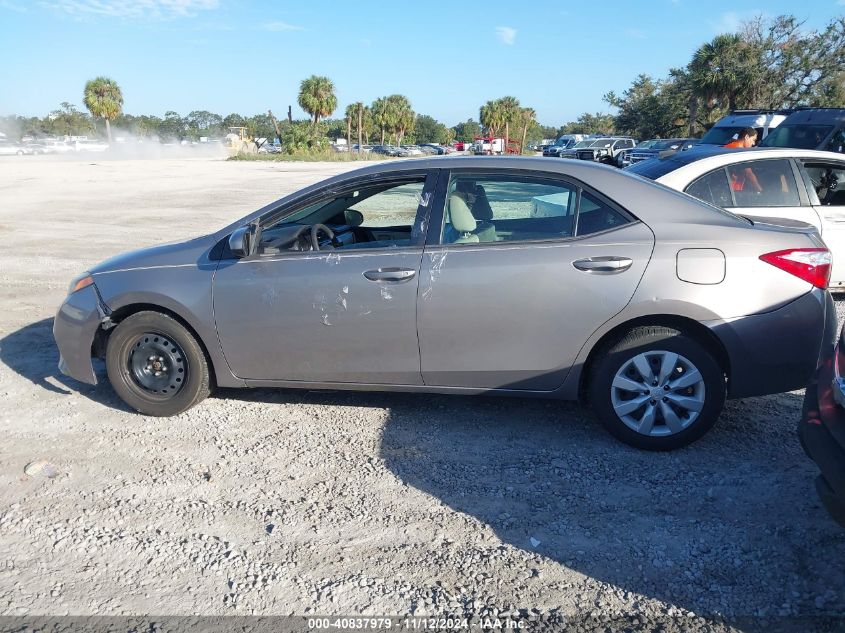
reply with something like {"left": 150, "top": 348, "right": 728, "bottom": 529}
{"left": 588, "top": 326, "right": 726, "bottom": 450}
{"left": 106, "top": 311, "right": 211, "bottom": 416}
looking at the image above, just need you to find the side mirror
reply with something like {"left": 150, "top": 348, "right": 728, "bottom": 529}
{"left": 228, "top": 225, "right": 254, "bottom": 258}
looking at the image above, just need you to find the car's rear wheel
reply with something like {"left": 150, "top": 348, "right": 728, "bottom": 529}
{"left": 106, "top": 311, "right": 210, "bottom": 416}
{"left": 588, "top": 326, "right": 726, "bottom": 450}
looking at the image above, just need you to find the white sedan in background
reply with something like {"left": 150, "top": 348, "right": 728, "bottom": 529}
{"left": 628, "top": 147, "right": 845, "bottom": 290}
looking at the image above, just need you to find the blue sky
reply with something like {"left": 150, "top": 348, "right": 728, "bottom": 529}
{"left": 0, "top": 0, "right": 842, "bottom": 127}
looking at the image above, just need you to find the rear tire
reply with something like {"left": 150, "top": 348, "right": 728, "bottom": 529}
{"left": 588, "top": 326, "right": 726, "bottom": 450}
{"left": 106, "top": 311, "right": 210, "bottom": 416}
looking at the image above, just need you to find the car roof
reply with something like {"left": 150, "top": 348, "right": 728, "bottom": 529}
{"left": 650, "top": 147, "right": 845, "bottom": 188}
{"left": 777, "top": 108, "right": 845, "bottom": 125}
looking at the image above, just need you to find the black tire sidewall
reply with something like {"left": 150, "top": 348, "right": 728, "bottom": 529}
{"left": 106, "top": 312, "right": 208, "bottom": 416}
{"left": 589, "top": 329, "right": 726, "bottom": 450}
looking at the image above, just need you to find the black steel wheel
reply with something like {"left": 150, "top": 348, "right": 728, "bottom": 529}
{"left": 128, "top": 332, "right": 187, "bottom": 397}
{"left": 106, "top": 311, "right": 210, "bottom": 416}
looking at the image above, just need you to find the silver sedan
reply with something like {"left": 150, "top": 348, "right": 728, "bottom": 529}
{"left": 54, "top": 157, "right": 836, "bottom": 450}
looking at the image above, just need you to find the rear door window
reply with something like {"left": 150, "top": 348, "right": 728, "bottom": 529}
{"left": 725, "top": 159, "right": 800, "bottom": 207}
{"left": 802, "top": 162, "right": 845, "bottom": 207}
{"left": 685, "top": 169, "right": 733, "bottom": 208}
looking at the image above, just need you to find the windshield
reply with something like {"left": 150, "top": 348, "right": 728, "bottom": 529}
{"left": 635, "top": 140, "right": 658, "bottom": 149}
{"left": 625, "top": 151, "right": 707, "bottom": 179}
{"left": 571, "top": 140, "right": 593, "bottom": 148}
{"left": 589, "top": 139, "right": 612, "bottom": 147}
{"left": 652, "top": 139, "right": 682, "bottom": 150}
{"left": 699, "top": 126, "right": 762, "bottom": 145}
{"left": 760, "top": 124, "right": 833, "bottom": 150}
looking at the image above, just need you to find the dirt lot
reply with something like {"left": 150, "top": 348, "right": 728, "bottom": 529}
{"left": 0, "top": 156, "right": 843, "bottom": 630}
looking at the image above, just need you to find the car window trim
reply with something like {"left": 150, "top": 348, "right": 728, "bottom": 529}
{"left": 428, "top": 167, "right": 636, "bottom": 248}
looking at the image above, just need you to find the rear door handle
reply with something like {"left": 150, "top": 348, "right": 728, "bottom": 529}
{"left": 363, "top": 268, "right": 417, "bottom": 283}
{"left": 572, "top": 256, "right": 633, "bottom": 274}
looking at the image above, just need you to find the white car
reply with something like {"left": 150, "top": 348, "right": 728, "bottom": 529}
{"left": 74, "top": 139, "right": 110, "bottom": 152}
{"left": 39, "top": 139, "right": 75, "bottom": 154}
{"left": 628, "top": 147, "right": 845, "bottom": 289}
{"left": 0, "top": 140, "right": 28, "bottom": 155}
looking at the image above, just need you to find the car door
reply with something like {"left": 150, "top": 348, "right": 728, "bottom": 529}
{"left": 212, "top": 171, "right": 437, "bottom": 384}
{"left": 800, "top": 159, "right": 845, "bottom": 287}
{"left": 416, "top": 169, "right": 655, "bottom": 391}
{"left": 683, "top": 158, "right": 821, "bottom": 230}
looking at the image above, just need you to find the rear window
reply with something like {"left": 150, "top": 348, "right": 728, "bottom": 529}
{"left": 625, "top": 152, "right": 702, "bottom": 179}
{"left": 760, "top": 124, "right": 833, "bottom": 150}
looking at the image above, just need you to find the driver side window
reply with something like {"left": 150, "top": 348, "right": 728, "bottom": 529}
{"left": 258, "top": 179, "right": 427, "bottom": 255}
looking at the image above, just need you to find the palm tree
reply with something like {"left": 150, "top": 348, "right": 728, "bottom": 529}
{"left": 519, "top": 107, "right": 536, "bottom": 153}
{"left": 344, "top": 103, "right": 355, "bottom": 149}
{"left": 479, "top": 99, "right": 506, "bottom": 138}
{"left": 298, "top": 75, "right": 337, "bottom": 127}
{"left": 688, "top": 34, "right": 754, "bottom": 111}
{"left": 497, "top": 96, "right": 521, "bottom": 149}
{"left": 371, "top": 97, "right": 397, "bottom": 145}
{"left": 83, "top": 77, "right": 123, "bottom": 143}
{"left": 387, "top": 95, "right": 414, "bottom": 146}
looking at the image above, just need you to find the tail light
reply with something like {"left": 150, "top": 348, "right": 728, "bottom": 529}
{"left": 759, "top": 248, "right": 832, "bottom": 289}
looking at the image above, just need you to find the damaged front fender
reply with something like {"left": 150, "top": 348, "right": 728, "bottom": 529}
{"left": 53, "top": 283, "right": 111, "bottom": 385}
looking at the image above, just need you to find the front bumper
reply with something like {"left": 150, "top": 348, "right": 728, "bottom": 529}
{"left": 799, "top": 341, "right": 845, "bottom": 527}
{"left": 707, "top": 288, "right": 836, "bottom": 398}
{"left": 53, "top": 283, "right": 109, "bottom": 385}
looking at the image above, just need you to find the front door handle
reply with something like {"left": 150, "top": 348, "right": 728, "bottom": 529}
{"left": 363, "top": 268, "right": 417, "bottom": 283}
{"left": 572, "top": 256, "right": 633, "bottom": 274}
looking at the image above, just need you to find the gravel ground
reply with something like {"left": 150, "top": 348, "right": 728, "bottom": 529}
{"left": 0, "top": 156, "right": 843, "bottom": 631}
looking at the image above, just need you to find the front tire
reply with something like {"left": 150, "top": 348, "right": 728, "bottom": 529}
{"left": 106, "top": 311, "right": 210, "bottom": 416}
{"left": 588, "top": 326, "right": 726, "bottom": 450}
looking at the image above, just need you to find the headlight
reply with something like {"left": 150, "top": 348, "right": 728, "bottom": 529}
{"left": 68, "top": 273, "right": 94, "bottom": 295}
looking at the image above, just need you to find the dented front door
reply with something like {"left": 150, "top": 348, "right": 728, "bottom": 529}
{"left": 212, "top": 248, "right": 425, "bottom": 384}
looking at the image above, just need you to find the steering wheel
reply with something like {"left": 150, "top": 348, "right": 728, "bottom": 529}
{"left": 262, "top": 224, "right": 311, "bottom": 252}
{"left": 310, "top": 224, "right": 335, "bottom": 251}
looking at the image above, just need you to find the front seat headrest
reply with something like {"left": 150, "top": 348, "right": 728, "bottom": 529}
{"left": 448, "top": 194, "right": 477, "bottom": 233}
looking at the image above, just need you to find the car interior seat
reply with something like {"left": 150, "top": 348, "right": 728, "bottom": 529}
{"left": 447, "top": 194, "right": 480, "bottom": 244}
{"left": 455, "top": 181, "right": 497, "bottom": 242}
{"left": 469, "top": 185, "right": 498, "bottom": 242}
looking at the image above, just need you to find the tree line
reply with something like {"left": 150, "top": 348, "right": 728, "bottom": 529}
{"left": 1, "top": 14, "right": 842, "bottom": 150}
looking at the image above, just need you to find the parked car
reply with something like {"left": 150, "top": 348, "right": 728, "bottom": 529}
{"left": 574, "top": 137, "right": 637, "bottom": 165}
{"left": 257, "top": 143, "right": 281, "bottom": 154}
{"left": 351, "top": 144, "right": 373, "bottom": 154}
{"left": 54, "top": 157, "right": 835, "bottom": 451}
{"left": 371, "top": 145, "right": 401, "bottom": 156}
{"left": 626, "top": 138, "right": 699, "bottom": 166}
{"left": 697, "top": 109, "right": 791, "bottom": 146}
{"left": 626, "top": 146, "right": 845, "bottom": 290}
{"left": 619, "top": 140, "right": 660, "bottom": 167}
{"left": 557, "top": 139, "right": 600, "bottom": 159}
{"left": 0, "top": 139, "right": 29, "bottom": 155}
{"left": 39, "top": 139, "right": 74, "bottom": 153}
{"left": 544, "top": 134, "right": 587, "bottom": 157}
{"left": 74, "top": 139, "right": 109, "bottom": 152}
{"left": 800, "top": 321, "right": 845, "bottom": 526}
{"left": 759, "top": 108, "right": 845, "bottom": 154}
{"left": 543, "top": 138, "right": 579, "bottom": 157}
{"left": 401, "top": 145, "right": 424, "bottom": 156}
{"left": 420, "top": 144, "right": 448, "bottom": 155}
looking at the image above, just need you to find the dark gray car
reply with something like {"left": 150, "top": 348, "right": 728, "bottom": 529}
{"left": 54, "top": 157, "right": 837, "bottom": 450}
